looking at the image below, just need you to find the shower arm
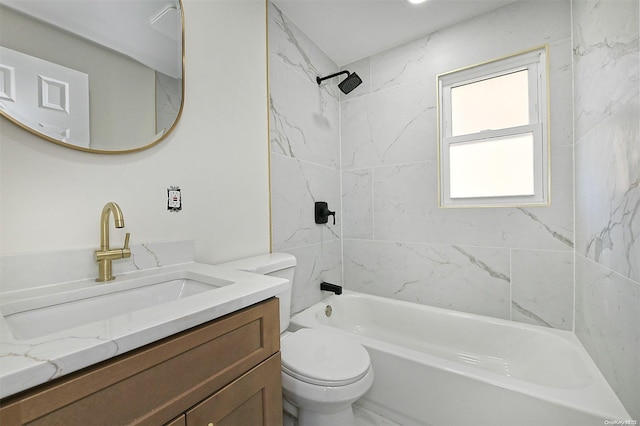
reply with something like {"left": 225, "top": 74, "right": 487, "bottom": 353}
{"left": 316, "top": 71, "right": 350, "bottom": 85}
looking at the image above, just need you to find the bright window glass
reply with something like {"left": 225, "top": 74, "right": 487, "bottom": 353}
{"left": 437, "top": 46, "right": 549, "bottom": 207}
{"left": 451, "top": 70, "right": 529, "bottom": 136}
{"left": 449, "top": 133, "right": 535, "bottom": 198}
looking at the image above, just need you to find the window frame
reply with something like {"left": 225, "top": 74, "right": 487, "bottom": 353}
{"left": 437, "top": 46, "right": 551, "bottom": 208}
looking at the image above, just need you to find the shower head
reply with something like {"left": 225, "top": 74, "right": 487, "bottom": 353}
{"left": 316, "top": 70, "right": 363, "bottom": 94}
{"left": 338, "top": 72, "right": 363, "bottom": 94}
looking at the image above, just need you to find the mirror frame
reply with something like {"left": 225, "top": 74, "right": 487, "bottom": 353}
{"left": 0, "top": 0, "right": 185, "bottom": 154}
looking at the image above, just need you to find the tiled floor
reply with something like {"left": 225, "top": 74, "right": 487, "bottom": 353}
{"left": 283, "top": 403, "right": 402, "bottom": 426}
{"left": 353, "top": 405, "right": 402, "bottom": 426}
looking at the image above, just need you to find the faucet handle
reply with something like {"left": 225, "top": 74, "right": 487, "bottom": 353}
{"left": 122, "top": 232, "right": 131, "bottom": 259}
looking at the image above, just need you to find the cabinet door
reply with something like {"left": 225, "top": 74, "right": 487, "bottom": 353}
{"left": 165, "top": 415, "right": 186, "bottom": 426}
{"left": 187, "top": 353, "right": 282, "bottom": 426}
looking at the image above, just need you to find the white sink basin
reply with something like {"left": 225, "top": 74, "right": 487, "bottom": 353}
{"left": 1, "top": 271, "right": 233, "bottom": 340}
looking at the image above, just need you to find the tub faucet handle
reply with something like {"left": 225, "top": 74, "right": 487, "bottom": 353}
{"left": 315, "top": 201, "right": 336, "bottom": 225}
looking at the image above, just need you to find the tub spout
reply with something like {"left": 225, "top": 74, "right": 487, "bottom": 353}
{"left": 320, "top": 282, "right": 342, "bottom": 295}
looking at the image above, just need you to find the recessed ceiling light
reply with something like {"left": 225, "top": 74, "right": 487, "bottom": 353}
{"left": 407, "top": 0, "right": 428, "bottom": 4}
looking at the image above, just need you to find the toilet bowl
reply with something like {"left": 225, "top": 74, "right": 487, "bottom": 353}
{"left": 281, "top": 328, "right": 374, "bottom": 426}
{"left": 217, "top": 253, "right": 373, "bottom": 426}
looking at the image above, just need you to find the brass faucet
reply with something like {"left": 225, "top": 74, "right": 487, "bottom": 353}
{"left": 95, "top": 202, "right": 131, "bottom": 282}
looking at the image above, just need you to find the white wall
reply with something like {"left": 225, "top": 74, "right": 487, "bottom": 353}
{"left": 0, "top": 0, "right": 270, "bottom": 266}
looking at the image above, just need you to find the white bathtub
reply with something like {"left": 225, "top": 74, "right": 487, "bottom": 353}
{"left": 289, "top": 291, "right": 631, "bottom": 426}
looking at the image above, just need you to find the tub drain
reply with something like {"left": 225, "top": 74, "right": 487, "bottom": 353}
{"left": 325, "top": 305, "right": 332, "bottom": 317}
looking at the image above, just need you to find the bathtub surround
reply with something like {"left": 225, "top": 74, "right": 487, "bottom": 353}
{"left": 340, "top": 0, "right": 575, "bottom": 329}
{"left": 269, "top": 1, "right": 575, "bottom": 325}
{"left": 269, "top": 0, "right": 638, "bottom": 419}
{"left": 269, "top": 2, "right": 343, "bottom": 314}
{"left": 572, "top": 0, "right": 640, "bottom": 419}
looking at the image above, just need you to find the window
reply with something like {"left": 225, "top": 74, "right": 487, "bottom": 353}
{"left": 437, "top": 46, "right": 550, "bottom": 207}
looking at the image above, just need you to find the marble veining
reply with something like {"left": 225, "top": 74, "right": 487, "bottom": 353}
{"left": 271, "top": 0, "right": 575, "bottom": 329}
{"left": 271, "top": 154, "right": 341, "bottom": 250}
{"left": 573, "top": 0, "right": 639, "bottom": 419}
{"left": 575, "top": 256, "right": 640, "bottom": 419}
{"left": 370, "top": 35, "right": 434, "bottom": 93}
{"left": 511, "top": 249, "right": 574, "bottom": 330}
{"left": 341, "top": 80, "right": 436, "bottom": 169}
{"left": 451, "top": 246, "right": 510, "bottom": 283}
{"left": 576, "top": 95, "right": 640, "bottom": 281}
{"left": 584, "top": 184, "right": 639, "bottom": 272}
{"left": 517, "top": 208, "right": 574, "bottom": 249}
{"left": 133, "top": 243, "right": 162, "bottom": 269}
{"left": 269, "top": 56, "right": 340, "bottom": 168}
{"left": 268, "top": 2, "right": 338, "bottom": 98}
{"left": 0, "top": 240, "right": 194, "bottom": 293}
{"left": 334, "top": 0, "right": 576, "bottom": 331}
{"left": 343, "top": 239, "right": 511, "bottom": 319}
{"left": 572, "top": 0, "right": 639, "bottom": 140}
{"left": 268, "top": 0, "right": 343, "bottom": 319}
{"left": 270, "top": 5, "right": 319, "bottom": 81}
{"left": 283, "top": 240, "right": 342, "bottom": 314}
{"left": 270, "top": 95, "right": 299, "bottom": 159}
{"left": 512, "top": 301, "right": 553, "bottom": 328}
{"left": 267, "top": 0, "right": 637, "bottom": 417}
{"left": 342, "top": 169, "right": 374, "bottom": 239}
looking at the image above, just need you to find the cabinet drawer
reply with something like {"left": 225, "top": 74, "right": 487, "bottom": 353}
{"left": 186, "top": 353, "right": 282, "bottom": 426}
{"left": 0, "top": 298, "right": 280, "bottom": 426}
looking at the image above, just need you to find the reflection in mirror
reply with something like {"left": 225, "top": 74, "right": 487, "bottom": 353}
{"left": 0, "top": 0, "right": 184, "bottom": 153}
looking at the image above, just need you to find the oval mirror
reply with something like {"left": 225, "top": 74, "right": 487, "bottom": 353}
{"left": 0, "top": 0, "right": 184, "bottom": 153}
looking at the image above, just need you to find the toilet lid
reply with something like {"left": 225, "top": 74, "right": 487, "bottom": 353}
{"left": 281, "top": 328, "right": 370, "bottom": 387}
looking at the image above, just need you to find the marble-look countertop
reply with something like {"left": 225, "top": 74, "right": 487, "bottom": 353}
{"left": 0, "top": 262, "right": 288, "bottom": 399}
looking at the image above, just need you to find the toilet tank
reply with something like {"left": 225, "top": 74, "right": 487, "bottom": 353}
{"left": 217, "top": 253, "right": 295, "bottom": 332}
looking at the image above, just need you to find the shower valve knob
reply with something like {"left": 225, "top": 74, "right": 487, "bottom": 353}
{"left": 315, "top": 201, "right": 336, "bottom": 225}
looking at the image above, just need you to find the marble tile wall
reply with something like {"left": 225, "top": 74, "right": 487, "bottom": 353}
{"left": 573, "top": 0, "right": 639, "bottom": 418}
{"left": 269, "top": 0, "right": 638, "bottom": 416}
{"left": 340, "top": 0, "right": 576, "bottom": 329}
{"left": 268, "top": 3, "right": 343, "bottom": 314}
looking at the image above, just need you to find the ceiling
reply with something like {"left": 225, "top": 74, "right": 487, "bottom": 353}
{"left": 4, "top": 0, "right": 516, "bottom": 75}
{"left": 273, "top": 0, "right": 516, "bottom": 66}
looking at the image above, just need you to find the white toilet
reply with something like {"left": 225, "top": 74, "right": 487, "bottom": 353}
{"left": 218, "top": 253, "right": 373, "bottom": 426}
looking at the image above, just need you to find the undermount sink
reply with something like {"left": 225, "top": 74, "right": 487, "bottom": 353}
{"left": 1, "top": 271, "right": 233, "bottom": 340}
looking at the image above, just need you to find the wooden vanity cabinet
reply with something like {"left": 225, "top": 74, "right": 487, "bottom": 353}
{"left": 185, "top": 352, "right": 281, "bottom": 426}
{"left": 0, "top": 298, "right": 283, "bottom": 426}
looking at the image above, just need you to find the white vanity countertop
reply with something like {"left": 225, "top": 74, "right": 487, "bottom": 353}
{"left": 0, "top": 262, "right": 289, "bottom": 399}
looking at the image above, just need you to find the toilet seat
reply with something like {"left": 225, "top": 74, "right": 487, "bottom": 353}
{"left": 281, "top": 328, "right": 370, "bottom": 387}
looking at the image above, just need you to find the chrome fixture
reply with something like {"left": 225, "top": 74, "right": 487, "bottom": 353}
{"left": 95, "top": 202, "right": 131, "bottom": 282}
